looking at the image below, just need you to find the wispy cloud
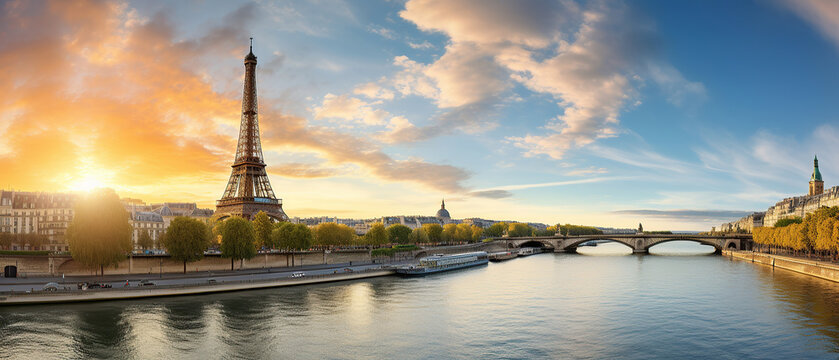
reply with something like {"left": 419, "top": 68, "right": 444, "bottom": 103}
{"left": 783, "top": 0, "right": 839, "bottom": 50}
{"left": 612, "top": 209, "right": 752, "bottom": 222}
{"left": 474, "top": 177, "right": 632, "bottom": 192}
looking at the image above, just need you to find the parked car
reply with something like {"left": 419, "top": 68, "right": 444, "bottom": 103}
{"left": 42, "top": 282, "right": 60, "bottom": 292}
{"left": 139, "top": 279, "right": 155, "bottom": 286}
{"left": 291, "top": 272, "right": 305, "bottom": 278}
{"left": 207, "top": 278, "right": 217, "bottom": 284}
{"left": 343, "top": 268, "right": 354, "bottom": 273}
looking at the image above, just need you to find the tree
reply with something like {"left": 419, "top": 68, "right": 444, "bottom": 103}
{"left": 387, "top": 224, "right": 412, "bottom": 244}
{"left": 24, "top": 233, "right": 47, "bottom": 251}
{"left": 0, "top": 233, "right": 11, "bottom": 250}
{"left": 638, "top": 223, "right": 644, "bottom": 233}
{"left": 219, "top": 216, "right": 257, "bottom": 270}
{"left": 137, "top": 229, "right": 154, "bottom": 250}
{"left": 252, "top": 211, "right": 274, "bottom": 249}
{"left": 271, "top": 222, "right": 293, "bottom": 249}
{"left": 483, "top": 222, "right": 507, "bottom": 238}
{"left": 164, "top": 217, "right": 210, "bottom": 273}
{"left": 314, "top": 223, "right": 355, "bottom": 247}
{"left": 559, "top": 224, "right": 603, "bottom": 236}
{"left": 409, "top": 227, "right": 429, "bottom": 244}
{"left": 156, "top": 230, "right": 166, "bottom": 250}
{"left": 364, "top": 223, "right": 388, "bottom": 246}
{"left": 470, "top": 225, "right": 482, "bottom": 242}
{"left": 507, "top": 223, "right": 533, "bottom": 237}
{"left": 272, "top": 223, "right": 313, "bottom": 250}
{"left": 775, "top": 217, "right": 802, "bottom": 227}
{"left": 455, "top": 224, "right": 473, "bottom": 242}
{"left": 441, "top": 223, "right": 458, "bottom": 242}
{"left": 422, "top": 223, "right": 443, "bottom": 243}
{"left": 67, "top": 189, "right": 132, "bottom": 276}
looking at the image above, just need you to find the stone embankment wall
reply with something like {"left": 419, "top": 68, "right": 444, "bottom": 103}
{"left": 724, "top": 249, "right": 839, "bottom": 283}
{"left": 0, "top": 250, "right": 371, "bottom": 277}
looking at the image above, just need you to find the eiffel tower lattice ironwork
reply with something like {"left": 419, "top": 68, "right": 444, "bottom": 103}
{"left": 216, "top": 39, "right": 288, "bottom": 221}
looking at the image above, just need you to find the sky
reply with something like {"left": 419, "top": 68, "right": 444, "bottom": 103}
{"left": 2, "top": 0, "right": 839, "bottom": 231}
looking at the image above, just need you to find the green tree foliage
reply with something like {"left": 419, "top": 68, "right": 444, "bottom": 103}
{"left": 67, "top": 189, "right": 132, "bottom": 275}
{"left": 483, "top": 222, "right": 507, "bottom": 238}
{"left": 455, "top": 223, "right": 473, "bottom": 242}
{"left": 387, "top": 224, "right": 413, "bottom": 244}
{"left": 271, "top": 222, "right": 313, "bottom": 250}
{"left": 219, "top": 216, "right": 257, "bottom": 270}
{"left": 136, "top": 229, "right": 153, "bottom": 250}
{"left": 470, "top": 225, "right": 482, "bottom": 242}
{"left": 364, "top": 223, "right": 389, "bottom": 246}
{"left": 314, "top": 223, "right": 356, "bottom": 247}
{"left": 507, "top": 223, "right": 533, "bottom": 237}
{"left": 774, "top": 217, "right": 803, "bottom": 227}
{"left": 163, "top": 217, "right": 210, "bottom": 273}
{"left": 422, "top": 223, "right": 443, "bottom": 243}
{"left": 638, "top": 223, "right": 644, "bottom": 233}
{"left": 558, "top": 224, "right": 603, "bottom": 236}
{"left": 252, "top": 211, "right": 274, "bottom": 249}
{"left": 441, "top": 223, "right": 458, "bottom": 242}
{"left": 409, "top": 227, "right": 429, "bottom": 244}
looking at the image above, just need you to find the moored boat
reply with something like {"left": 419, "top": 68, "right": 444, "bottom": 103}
{"left": 396, "top": 252, "right": 489, "bottom": 275}
{"left": 517, "top": 247, "right": 542, "bottom": 257}
{"left": 488, "top": 251, "right": 518, "bottom": 262}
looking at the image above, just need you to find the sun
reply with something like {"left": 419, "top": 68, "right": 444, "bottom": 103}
{"left": 68, "top": 175, "right": 107, "bottom": 192}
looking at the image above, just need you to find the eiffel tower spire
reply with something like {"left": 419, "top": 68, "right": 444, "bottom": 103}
{"left": 216, "top": 39, "right": 288, "bottom": 221}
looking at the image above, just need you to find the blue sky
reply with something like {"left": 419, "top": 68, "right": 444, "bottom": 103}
{"left": 3, "top": 0, "right": 839, "bottom": 230}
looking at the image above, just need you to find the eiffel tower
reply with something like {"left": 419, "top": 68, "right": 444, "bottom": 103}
{"left": 216, "top": 39, "right": 288, "bottom": 221}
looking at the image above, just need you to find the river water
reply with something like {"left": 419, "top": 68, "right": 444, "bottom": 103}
{"left": 3, "top": 242, "right": 839, "bottom": 359}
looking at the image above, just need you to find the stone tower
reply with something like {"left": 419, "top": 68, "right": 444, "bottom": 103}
{"left": 809, "top": 155, "right": 824, "bottom": 196}
{"left": 216, "top": 39, "right": 288, "bottom": 221}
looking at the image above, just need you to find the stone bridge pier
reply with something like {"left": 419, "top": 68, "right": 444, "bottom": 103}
{"left": 504, "top": 234, "right": 753, "bottom": 255}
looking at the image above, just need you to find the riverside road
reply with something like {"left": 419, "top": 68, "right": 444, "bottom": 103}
{"left": 0, "top": 261, "right": 396, "bottom": 293}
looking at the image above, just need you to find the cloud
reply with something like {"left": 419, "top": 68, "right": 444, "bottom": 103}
{"left": 271, "top": 163, "right": 338, "bottom": 178}
{"left": 400, "top": 0, "right": 577, "bottom": 47}
{"left": 473, "top": 177, "right": 629, "bottom": 192}
{"left": 368, "top": 25, "right": 397, "bottom": 39}
{"left": 647, "top": 62, "right": 707, "bottom": 107}
{"left": 408, "top": 40, "right": 434, "bottom": 49}
{"left": 566, "top": 167, "right": 608, "bottom": 176}
{"left": 783, "top": 0, "right": 839, "bottom": 50}
{"left": 390, "top": 0, "right": 705, "bottom": 156}
{"left": 0, "top": 0, "right": 472, "bottom": 201}
{"left": 612, "top": 209, "right": 753, "bottom": 222}
{"left": 313, "top": 93, "right": 390, "bottom": 125}
{"left": 353, "top": 80, "right": 395, "bottom": 100}
{"left": 467, "top": 190, "right": 513, "bottom": 199}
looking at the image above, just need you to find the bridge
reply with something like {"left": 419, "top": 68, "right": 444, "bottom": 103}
{"left": 500, "top": 234, "right": 753, "bottom": 254}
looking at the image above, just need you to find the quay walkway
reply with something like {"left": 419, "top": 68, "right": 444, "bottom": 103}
{"left": 0, "top": 267, "right": 396, "bottom": 305}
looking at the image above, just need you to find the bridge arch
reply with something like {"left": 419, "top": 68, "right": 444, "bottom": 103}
{"left": 515, "top": 240, "right": 555, "bottom": 249}
{"left": 562, "top": 237, "right": 634, "bottom": 251}
{"left": 643, "top": 238, "right": 723, "bottom": 252}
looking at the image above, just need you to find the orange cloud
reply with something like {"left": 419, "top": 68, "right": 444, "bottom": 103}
{"left": 0, "top": 0, "right": 470, "bottom": 204}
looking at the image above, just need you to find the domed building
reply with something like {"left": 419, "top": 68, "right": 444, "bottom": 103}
{"left": 435, "top": 199, "right": 451, "bottom": 224}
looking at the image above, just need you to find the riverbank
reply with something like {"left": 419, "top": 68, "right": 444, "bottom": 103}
{"left": 723, "top": 249, "right": 839, "bottom": 283}
{"left": 0, "top": 268, "right": 396, "bottom": 305}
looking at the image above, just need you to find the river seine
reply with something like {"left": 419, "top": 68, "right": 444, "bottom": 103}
{"left": 3, "top": 242, "right": 839, "bottom": 359}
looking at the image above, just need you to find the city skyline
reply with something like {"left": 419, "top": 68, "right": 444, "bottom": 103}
{"left": 3, "top": 1, "right": 839, "bottom": 230}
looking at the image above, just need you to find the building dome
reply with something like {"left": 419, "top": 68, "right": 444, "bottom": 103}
{"left": 435, "top": 199, "right": 450, "bottom": 220}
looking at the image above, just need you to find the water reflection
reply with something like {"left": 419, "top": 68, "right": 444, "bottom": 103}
{"left": 2, "top": 248, "right": 839, "bottom": 359}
